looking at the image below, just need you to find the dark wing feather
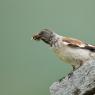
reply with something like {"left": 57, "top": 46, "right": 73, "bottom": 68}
{"left": 83, "top": 45, "right": 95, "bottom": 52}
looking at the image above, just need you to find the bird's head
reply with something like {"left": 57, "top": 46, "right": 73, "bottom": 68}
{"left": 32, "top": 29, "right": 54, "bottom": 46}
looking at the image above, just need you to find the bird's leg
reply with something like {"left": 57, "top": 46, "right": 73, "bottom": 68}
{"left": 59, "top": 61, "right": 83, "bottom": 81}
{"left": 59, "top": 65, "right": 76, "bottom": 82}
{"left": 68, "top": 60, "right": 83, "bottom": 78}
{"left": 58, "top": 65, "right": 76, "bottom": 82}
{"left": 68, "top": 65, "right": 75, "bottom": 78}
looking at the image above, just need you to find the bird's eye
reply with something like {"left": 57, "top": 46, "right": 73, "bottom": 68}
{"left": 39, "top": 31, "right": 44, "bottom": 35}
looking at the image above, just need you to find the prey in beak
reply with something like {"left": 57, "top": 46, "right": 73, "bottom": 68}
{"left": 32, "top": 33, "right": 42, "bottom": 41}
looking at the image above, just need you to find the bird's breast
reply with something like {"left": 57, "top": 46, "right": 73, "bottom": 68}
{"left": 52, "top": 46, "right": 93, "bottom": 66}
{"left": 52, "top": 46, "right": 75, "bottom": 64}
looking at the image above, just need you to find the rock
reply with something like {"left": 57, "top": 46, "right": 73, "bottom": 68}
{"left": 50, "top": 60, "right": 95, "bottom": 95}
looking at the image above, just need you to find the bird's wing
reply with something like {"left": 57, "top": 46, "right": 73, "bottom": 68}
{"left": 63, "top": 37, "right": 87, "bottom": 47}
{"left": 63, "top": 37, "right": 95, "bottom": 51}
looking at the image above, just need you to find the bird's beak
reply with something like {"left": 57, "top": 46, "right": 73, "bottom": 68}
{"left": 31, "top": 33, "right": 35, "bottom": 40}
{"left": 31, "top": 33, "right": 37, "bottom": 40}
{"left": 32, "top": 33, "right": 41, "bottom": 41}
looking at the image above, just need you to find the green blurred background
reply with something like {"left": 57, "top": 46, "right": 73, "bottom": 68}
{"left": 1, "top": 0, "right": 95, "bottom": 95}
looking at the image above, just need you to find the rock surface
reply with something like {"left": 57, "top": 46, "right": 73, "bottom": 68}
{"left": 50, "top": 61, "right": 95, "bottom": 95}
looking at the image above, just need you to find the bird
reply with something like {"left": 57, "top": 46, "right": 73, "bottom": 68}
{"left": 32, "top": 29, "right": 95, "bottom": 71}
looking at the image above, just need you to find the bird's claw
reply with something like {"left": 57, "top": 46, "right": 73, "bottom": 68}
{"left": 68, "top": 72, "right": 73, "bottom": 78}
{"left": 58, "top": 76, "right": 65, "bottom": 82}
